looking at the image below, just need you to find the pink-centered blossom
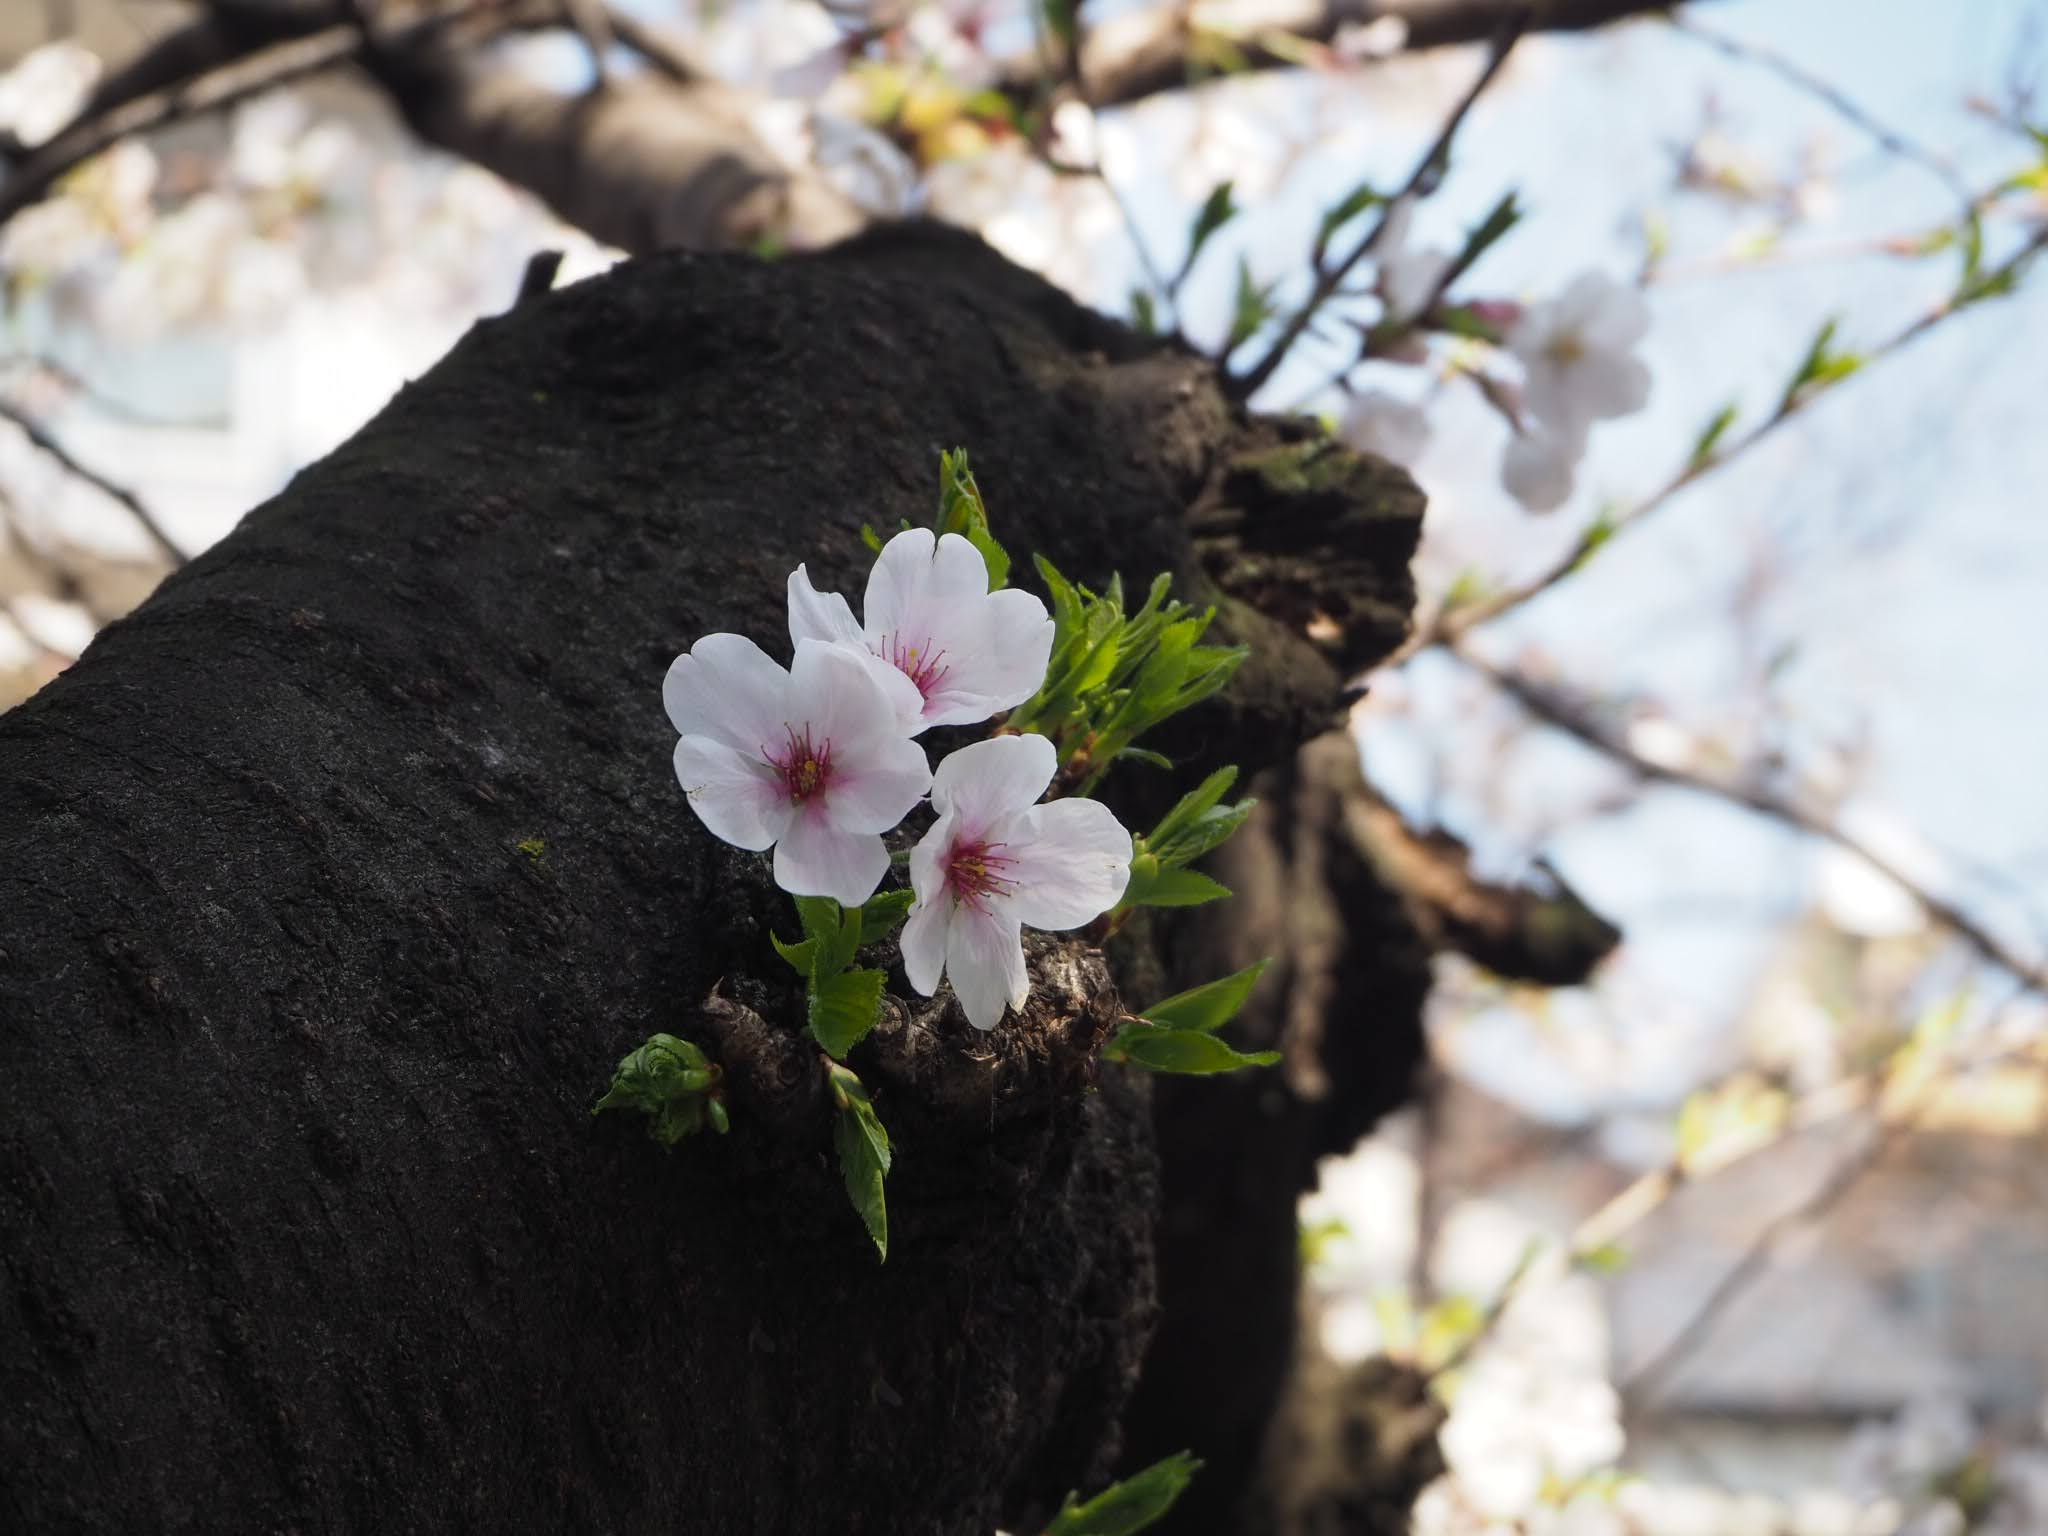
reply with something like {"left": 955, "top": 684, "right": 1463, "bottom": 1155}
{"left": 788, "top": 528, "right": 1054, "bottom": 735}
{"left": 902, "top": 734, "right": 1131, "bottom": 1031}
{"left": 1508, "top": 272, "right": 1651, "bottom": 438}
{"left": 664, "top": 634, "right": 932, "bottom": 907}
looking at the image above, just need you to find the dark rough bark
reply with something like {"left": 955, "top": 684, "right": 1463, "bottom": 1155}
{"left": 0, "top": 225, "right": 1421, "bottom": 1531}
{"left": 1117, "top": 733, "right": 1437, "bottom": 1533}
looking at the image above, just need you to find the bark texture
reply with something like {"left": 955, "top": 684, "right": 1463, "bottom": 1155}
{"left": 0, "top": 225, "right": 1423, "bottom": 1532}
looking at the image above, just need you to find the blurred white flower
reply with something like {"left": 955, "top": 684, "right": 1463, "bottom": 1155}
{"left": 1374, "top": 195, "right": 1452, "bottom": 323}
{"left": 1896, "top": 1502, "right": 1966, "bottom": 1536}
{"left": 1501, "top": 425, "right": 1582, "bottom": 512}
{"left": 0, "top": 40, "right": 100, "bottom": 148}
{"left": 1986, "top": 1449, "right": 2048, "bottom": 1536}
{"left": 1842, "top": 1395, "right": 1977, "bottom": 1499}
{"left": 1439, "top": 1355, "right": 1623, "bottom": 1519}
{"left": 96, "top": 192, "right": 250, "bottom": 338}
{"left": 1509, "top": 272, "right": 1650, "bottom": 439}
{"left": 1334, "top": 15, "right": 1411, "bottom": 61}
{"left": 1338, "top": 388, "right": 1430, "bottom": 467}
{"left": 811, "top": 112, "right": 918, "bottom": 217}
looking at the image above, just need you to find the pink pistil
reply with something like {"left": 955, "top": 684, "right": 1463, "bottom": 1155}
{"left": 769, "top": 725, "right": 834, "bottom": 805}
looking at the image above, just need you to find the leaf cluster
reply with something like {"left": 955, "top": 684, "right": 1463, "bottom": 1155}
{"left": 591, "top": 1033, "right": 730, "bottom": 1145}
{"left": 1006, "top": 560, "right": 1246, "bottom": 795}
{"left": 1044, "top": 1452, "right": 1203, "bottom": 1536}
{"left": 1103, "top": 960, "right": 1279, "bottom": 1075}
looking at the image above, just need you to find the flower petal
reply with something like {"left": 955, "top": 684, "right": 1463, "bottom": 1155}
{"left": 929, "top": 733, "right": 1058, "bottom": 833}
{"left": 824, "top": 730, "right": 932, "bottom": 834}
{"left": 673, "top": 735, "right": 794, "bottom": 850}
{"left": 787, "top": 564, "right": 865, "bottom": 651}
{"left": 901, "top": 895, "right": 951, "bottom": 996}
{"left": 1569, "top": 350, "right": 1650, "bottom": 420}
{"left": 663, "top": 633, "right": 789, "bottom": 754}
{"left": 917, "top": 588, "right": 1053, "bottom": 728}
{"left": 788, "top": 636, "right": 921, "bottom": 750}
{"left": 861, "top": 526, "right": 938, "bottom": 643}
{"left": 773, "top": 809, "right": 889, "bottom": 906}
{"left": 909, "top": 807, "right": 957, "bottom": 904}
{"left": 945, "top": 901, "right": 1027, "bottom": 1030}
{"left": 1501, "top": 429, "right": 1578, "bottom": 513}
{"left": 1003, "top": 798, "right": 1133, "bottom": 930}
{"left": 1580, "top": 275, "right": 1649, "bottom": 351}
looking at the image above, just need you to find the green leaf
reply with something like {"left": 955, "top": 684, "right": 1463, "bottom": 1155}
{"left": 1116, "top": 747, "right": 1175, "bottom": 771}
{"left": 1688, "top": 402, "right": 1739, "bottom": 468}
{"left": 829, "top": 1062, "right": 891, "bottom": 1261}
{"left": 1045, "top": 1451, "right": 1203, "bottom": 1536}
{"left": 858, "top": 889, "right": 916, "bottom": 944}
{"left": 1780, "top": 317, "right": 1864, "bottom": 412}
{"left": 1038, "top": 0, "right": 1078, "bottom": 53}
{"left": 1125, "top": 868, "right": 1232, "bottom": 907}
{"left": 1183, "top": 180, "right": 1238, "bottom": 278}
{"left": 1570, "top": 506, "right": 1619, "bottom": 572}
{"left": 1575, "top": 1241, "right": 1631, "bottom": 1275}
{"left": 937, "top": 447, "right": 1010, "bottom": 587}
{"left": 1130, "top": 287, "right": 1159, "bottom": 335}
{"left": 1226, "top": 256, "right": 1275, "bottom": 352}
{"left": 859, "top": 522, "right": 885, "bottom": 554}
{"left": 1108, "top": 1026, "right": 1281, "bottom": 1074}
{"left": 1147, "top": 766, "right": 1238, "bottom": 849}
{"left": 796, "top": 896, "right": 842, "bottom": 947}
{"left": 810, "top": 965, "right": 886, "bottom": 1058}
{"left": 1455, "top": 190, "right": 1521, "bottom": 278}
{"left": 1139, "top": 958, "right": 1271, "bottom": 1033}
{"left": 1315, "top": 180, "right": 1383, "bottom": 262}
{"left": 771, "top": 932, "right": 818, "bottom": 977}
{"left": 592, "top": 1033, "right": 727, "bottom": 1146}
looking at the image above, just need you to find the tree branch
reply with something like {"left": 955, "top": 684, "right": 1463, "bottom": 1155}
{"left": 993, "top": 0, "right": 1691, "bottom": 114}
{"left": 1228, "top": 11, "right": 1525, "bottom": 401}
{"left": 0, "top": 400, "right": 184, "bottom": 568}
{"left": 1451, "top": 644, "right": 2048, "bottom": 997}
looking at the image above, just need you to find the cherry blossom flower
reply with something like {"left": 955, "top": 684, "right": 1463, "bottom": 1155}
{"left": 1374, "top": 195, "right": 1452, "bottom": 325}
{"left": 1338, "top": 388, "right": 1430, "bottom": 467}
{"left": 902, "top": 734, "right": 1131, "bottom": 1031}
{"left": 664, "top": 634, "right": 932, "bottom": 907}
{"left": 1500, "top": 424, "right": 1582, "bottom": 513}
{"left": 1507, "top": 272, "right": 1651, "bottom": 438}
{"left": 788, "top": 528, "right": 1054, "bottom": 735}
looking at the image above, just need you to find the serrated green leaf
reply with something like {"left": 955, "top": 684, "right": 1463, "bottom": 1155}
{"left": 771, "top": 931, "right": 819, "bottom": 977}
{"left": 1045, "top": 1451, "right": 1203, "bottom": 1535}
{"left": 828, "top": 1062, "right": 891, "bottom": 1261}
{"left": 859, "top": 889, "right": 916, "bottom": 944}
{"left": 1108, "top": 1026, "right": 1282, "bottom": 1074}
{"left": 1132, "top": 868, "right": 1232, "bottom": 907}
{"left": 796, "top": 896, "right": 842, "bottom": 947}
{"left": 810, "top": 965, "right": 886, "bottom": 1058}
{"left": 937, "top": 447, "right": 1010, "bottom": 587}
{"left": 1140, "top": 959, "right": 1271, "bottom": 1033}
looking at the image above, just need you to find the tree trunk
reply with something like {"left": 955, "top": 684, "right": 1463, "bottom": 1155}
{"left": 0, "top": 225, "right": 1422, "bottom": 1532}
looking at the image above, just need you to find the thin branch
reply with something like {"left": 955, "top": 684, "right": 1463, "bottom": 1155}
{"left": 1667, "top": 13, "right": 1974, "bottom": 212}
{"left": 1228, "top": 11, "right": 1526, "bottom": 401}
{"left": 603, "top": 5, "right": 701, "bottom": 84}
{"left": 1451, "top": 645, "right": 2048, "bottom": 997}
{"left": 990, "top": 0, "right": 1692, "bottom": 115}
{"left": 512, "top": 247, "right": 565, "bottom": 307}
{"left": 0, "top": 401, "right": 185, "bottom": 568}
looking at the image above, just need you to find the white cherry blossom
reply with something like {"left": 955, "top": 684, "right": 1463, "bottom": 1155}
{"left": 1500, "top": 424, "right": 1583, "bottom": 513}
{"left": 788, "top": 528, "right": 1054, "bottom": 735}
{"left": 902, "top": 734, "right": 1131, "bottom": 1031}
{"left": 1338, "top": 388, "right": 1430, "bottom": 467}
{"left": 1374, "top": 195, "right": 1452, "bottom": 324}
{"left": 664, "top": 634, "right": 932, "bottom": 907}
{"left": 1507, "top": 271, "right": 1651, "bottom": 438}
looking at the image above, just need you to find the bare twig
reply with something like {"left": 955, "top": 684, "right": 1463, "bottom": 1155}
{"left": 1667, "top": 13, "right": 1974, "bottom": 211}
{"left": 1229, "top": 12, "right": 1527, "bottom": 401}
{"left": 1452, "top": 646, "right": 2048, "bottom": 997}
{"left": 561, "top": 0, "right": 616, "bottom": 87}
{"left": 0, "top": 401, "right": 185, "bottom": 568}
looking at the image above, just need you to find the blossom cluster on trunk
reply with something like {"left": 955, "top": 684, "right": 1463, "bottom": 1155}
{"left": 665, "top": 528, "right": 1132, "bottom": 1030}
